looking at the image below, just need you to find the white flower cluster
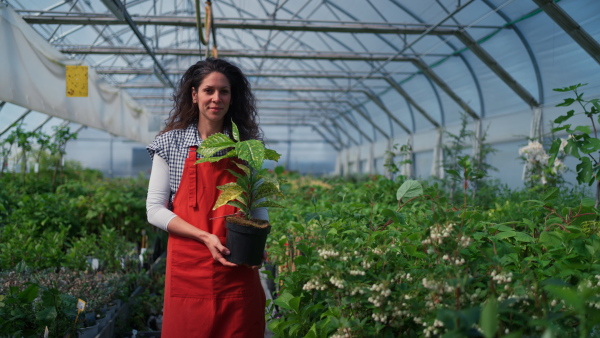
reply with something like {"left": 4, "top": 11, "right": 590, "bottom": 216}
{"left": 468, "top": 288, "right": 484, "bottom": 302}
{"left": 391, "top": 304, "right": 409, "bottom": 317}
{"left": 491, "top": 270, "right": 513, "bottom": 284}
{"left": 424, "top": 296, "right": 437, "bottom": 311}
{"left": 368, "top": 282, "right": 392, "bottom": 308}
{"left": 519, "top": 141, "right": 549, "bottom": 163}
{"left": 329, "top": 276, "right": 345, "bottom": 289}
{"left": 422, "top": 319, "right": 444, "bottom": 337}
{"left": 361, "top": 260, "right": 372, "bottom": 269}
{"left": 349, "top": 269, "right": 366, "bottom": 276}
{"left": 559, "top": 138, "right": 569, "bottom": 153}
{"left": 349, "top": 287, "right": 365, "bottom": 296}
{"left": 302, "top": 278, "right": 327, "bottom": 291}
{"left": 497, "top": 293, "right": 525, "bottom": 303}
{"left": 372, "top": 312, "right": 388, "bottom": 323}
{"left": 318, "top": 248, "right": 339, "bottom": 259}
{"left": 550, "top": 158, "right": 566, "bottom": 174}
{"left": 442, "top": 254, "right": 465, "bottom": 266}
{"left": 596, "top": 275, "right": 600, "bottom": 287}
{"left": 372, "top": 247, "right": 388, "bottom": 255}
{"left": 422, "top": 278, "right": 454, "bottom": 293}
{"left": 371, "top": 283, "right": 392, "bottom": 296}
{"left": 330, "top": 328, "right": 351, "bottom": 338}
{"left": 394, "top": 272, "right": 413, "bottom": 282}
{"left": 422, "top": 223, "right": 454, "bottom": 245}
{"left": 458, "top": 235, "right": 472, "bottom": 248}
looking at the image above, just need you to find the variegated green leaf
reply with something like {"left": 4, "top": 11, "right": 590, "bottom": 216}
{"left": 261, "top": 176, "right": 280, "bottom": 189}
{"left": 255, "top": 181, "right": 284, "bottom": 201}
{"left": 236, "top": 139, "right": 265, "bottom": 169}
{"left": 226, "top": 169, "right": 250, "bottom": 189}
{"left": 264, "top": 148, "right": 281, "bottom": 161}
{"left": 196, "top": 149, "right": 236, "bottom": 164}
{"left": 257, "top": 168, "right": 269, "bottom": 177}
{"left": 232, "top": 161, "right": 251, "bottom": 176}
{"left": 232, "top": 121, "right": 240, "bottom": 142}
{"left": 254, "top": 200, "right": 285, "bottom": 209}
{"left": 236, "top": 192, "right": 249, "bottom": 206}
{"left": 227, "top": 200, "right": 248, "bottom": 212}
{"left": 213, "top": 187, "right": 243, "bottom": 210}
{"left": 198, "top": 133, "right": 236, "bottom": 157}
{"left": 196, "top": 156, "right": 225, "bottom": 164}
{"left": 217, "top": 182, "right": 242, "bottom": 192}
{"left": 218, "top": 183, "right": 249, "bottom": 206}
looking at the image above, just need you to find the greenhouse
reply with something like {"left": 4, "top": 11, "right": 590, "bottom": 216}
{"left": 1, "top": 0, "right": 599, "bottom": 337}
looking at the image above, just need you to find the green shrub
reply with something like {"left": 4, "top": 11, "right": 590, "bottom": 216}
{"left": 267, "top": 176, "right": 600, "bottom": 337}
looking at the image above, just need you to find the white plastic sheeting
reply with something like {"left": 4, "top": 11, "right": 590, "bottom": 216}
{"left": 0, "top": 4, "right": 153, "bottom": 144}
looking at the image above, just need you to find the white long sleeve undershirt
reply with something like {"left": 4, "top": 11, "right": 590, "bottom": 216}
{"left": 146, "top": 154, "right": 269, "bottom": 231}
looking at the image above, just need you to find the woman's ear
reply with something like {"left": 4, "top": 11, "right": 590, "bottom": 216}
{"left": 191, "top": 87, "right": 197, "bottom": 103}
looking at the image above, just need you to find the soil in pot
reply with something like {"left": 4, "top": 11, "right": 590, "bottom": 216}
{"left": 225, "top": 217, "right": 271, "bottom": 266}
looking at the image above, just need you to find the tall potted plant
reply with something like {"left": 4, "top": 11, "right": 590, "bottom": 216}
{"left": 196, "top": 121, "right": 284, "bottom": 265}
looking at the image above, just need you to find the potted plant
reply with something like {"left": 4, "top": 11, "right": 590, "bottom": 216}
{"left": 196, "top": 121, "right": 284, "bottom": 265}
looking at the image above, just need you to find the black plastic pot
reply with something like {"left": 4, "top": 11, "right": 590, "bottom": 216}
{"left": 225, "top": 221, "right": 271, "bottom": 266}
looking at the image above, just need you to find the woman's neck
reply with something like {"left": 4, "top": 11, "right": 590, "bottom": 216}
{"left": 197, "top": 120, "right": 224, "bottom": 140}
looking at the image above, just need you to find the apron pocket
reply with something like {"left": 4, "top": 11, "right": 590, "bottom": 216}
{"left": 170, "top": 241, "right": 244, "bottom": 299}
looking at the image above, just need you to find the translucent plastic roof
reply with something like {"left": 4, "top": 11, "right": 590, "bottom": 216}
{"left": 1, "top": 0, "right": 599, "bottom": 175}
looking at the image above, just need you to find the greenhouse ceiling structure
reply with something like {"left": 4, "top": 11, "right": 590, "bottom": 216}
{"left": 0, "top": 0, "right": 599, "bottom": 184}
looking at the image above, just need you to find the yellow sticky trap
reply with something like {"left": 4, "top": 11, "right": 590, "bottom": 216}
{"left": 66, "top": 65, "right": 88, "bottom": 97}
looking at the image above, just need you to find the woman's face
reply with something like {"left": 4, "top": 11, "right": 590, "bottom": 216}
{"left": 192, "top": 71, "right": 231, "bottom": 125}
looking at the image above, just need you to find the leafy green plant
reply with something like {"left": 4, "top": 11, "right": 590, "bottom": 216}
{"left": 0, "top": 131, "right": 16, "bottom": 175}
{"left": 266, "top": 172, "right": 600, "bottom": 337}
{"left": 444, "top": 113, "right": 474, "bottom": 200}
{"left": 0, "top": 282, "right": 78, "bottom": 338}
{"left": 383, "top": 142, "right": 412, "bottom": 178}
{"left": 548, "top": 83, "right": 600, "bottom": 207}
{"left": 196, "top": 121, "right": 284, "bottom": 221}
{"left": 445, "top": 155, "right": 486, "bottom": 210}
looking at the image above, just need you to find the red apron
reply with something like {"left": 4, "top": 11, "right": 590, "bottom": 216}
{"left": 162, "top": 146, "right": 265, "bottom": 337}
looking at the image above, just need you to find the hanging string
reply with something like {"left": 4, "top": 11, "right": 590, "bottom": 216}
{"left": 195, "top": 0, "right": 218, "bottom": 59}
{"left": 211, "top": 2, "right": 218, "bottom": 58}
{"left": 204, "top": 1, "right": 212, "bottom": 59}
{"left": 194, "top": 0, "right": 207, "bottom": 55}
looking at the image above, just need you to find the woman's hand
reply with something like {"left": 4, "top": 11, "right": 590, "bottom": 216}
{"left": 203, "top": 233, "right": 238, "bottom": 267}
{"left": 166, "top": 216, "right": 237, "bottom": 267}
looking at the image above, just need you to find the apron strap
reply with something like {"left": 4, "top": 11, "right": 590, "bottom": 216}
{"left": 188, "top": 146, "right": 198, "bottom": 208}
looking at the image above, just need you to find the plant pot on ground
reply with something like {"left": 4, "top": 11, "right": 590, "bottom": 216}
{"left": 196, "top": 121, "right": 284, "bottom": 265}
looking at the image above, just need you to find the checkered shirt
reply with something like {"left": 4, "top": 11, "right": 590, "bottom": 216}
{"left": 147, "top": 124, "right": 228, "bottom": 204}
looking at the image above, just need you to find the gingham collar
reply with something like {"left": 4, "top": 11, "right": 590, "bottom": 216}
{"left": 180, "top": 124, "right": 202, "bottom": 149}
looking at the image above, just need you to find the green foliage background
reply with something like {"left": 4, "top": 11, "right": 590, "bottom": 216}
{"left": 266, "top": 174, "right": 600, "bottom": 338}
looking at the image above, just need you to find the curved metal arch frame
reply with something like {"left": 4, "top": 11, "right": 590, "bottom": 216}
{"left": 389, "top": 0, "right": 482, "bottom": 124}
{"left": 233, "top": 0, "right": 414, "bottom": 139}
{"left": 9, "top": 0, "right": 564, "bottom": 151}
{"left": 481, "top": 0, "right": 544, "bottom": 105}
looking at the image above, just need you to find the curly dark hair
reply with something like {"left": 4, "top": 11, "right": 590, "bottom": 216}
{"left": 161, "top": 58, "right": 261, "bottom": 141}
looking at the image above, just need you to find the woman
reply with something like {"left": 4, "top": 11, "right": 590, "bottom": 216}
{"left": 146, "top": 58, "right": 267, "bottom": 337}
